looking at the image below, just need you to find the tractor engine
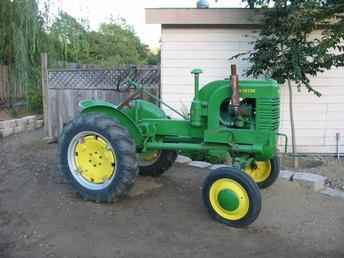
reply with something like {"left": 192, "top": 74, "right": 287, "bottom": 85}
{"left": 215, "top": 65, "right": 279, "bottom": 134}
{"left": 195, "top": 65, "right": 280, "bottom": 160}
{"left": 220, "top": 64, "right": 255, "bottom": 129}
{"left": 219, "top": 97, "right": 255, "bottom": 129}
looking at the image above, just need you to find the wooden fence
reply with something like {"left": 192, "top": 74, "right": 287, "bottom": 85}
{"left": 44, "top": 58, "right": 161, "bottom": 139}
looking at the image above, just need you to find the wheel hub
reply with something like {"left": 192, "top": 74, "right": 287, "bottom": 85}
{"left": 217, "top": 189, "right": 239, "bottom": 211}
{"left": 209, "top": 178, "right": 250, "bottom": 220}
{"left": 74, "top": 135, "right": 116, "bottom": 184}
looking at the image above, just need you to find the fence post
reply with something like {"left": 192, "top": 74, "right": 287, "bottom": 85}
{"left": 41, "top": 53, "right": 49, "bottom": 137}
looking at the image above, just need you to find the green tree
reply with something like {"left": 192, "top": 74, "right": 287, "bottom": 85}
{"left": 0, "top": 2, "right": 158, "bottom": 112}
{"left": 0, "top": 0, "right": 45, "bottom": 110}
{"left": 48, "top": 11, "right": 90, "bottom": 64}
{"left": 145, "top": 48, "right": 161, "bottom": 65}
{"left": 87, "top": 18, "right": 150, "bottom": 66}
{"left": 236, "top": 1, "right": 344, "bottom": 166}
{"left": 47, "top": 15, "right": 157, "bottom": 66}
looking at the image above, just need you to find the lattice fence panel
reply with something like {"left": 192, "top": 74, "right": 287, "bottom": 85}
{"left": 48, "top": 67, "right": 160, "bottom": 90}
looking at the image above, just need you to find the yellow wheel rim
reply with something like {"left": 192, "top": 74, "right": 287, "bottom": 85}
{"left": 74, "top": 134, "right": 116, "bottom": 184}
{"left": 140, "top": 150, "right": 160, "bottom": 162}
{"left": 209, "top": 178, "right": 250, "bottom": 221}
{"left": 138, "top": 150, "right": 161, "bottom": 167}
{"left": 244, "top": 160, "right": 271, "bottom": 183}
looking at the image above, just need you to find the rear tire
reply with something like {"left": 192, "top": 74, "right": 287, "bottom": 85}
{"left": 58, "top": 113, "right": 138, "bottom": 203}
{"left": 138, "top": 150, "right": 177, "bottom": 177}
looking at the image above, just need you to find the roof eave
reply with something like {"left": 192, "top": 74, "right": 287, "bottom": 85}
{"left": 145, "top": 8, "right": 264, "bottom": 26}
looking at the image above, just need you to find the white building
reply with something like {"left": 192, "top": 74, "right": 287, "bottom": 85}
{"left": 146, "top": 8, "right": 344, "bottom": 154}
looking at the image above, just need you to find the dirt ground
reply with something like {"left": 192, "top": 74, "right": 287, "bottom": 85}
{"left": 1, "top": 130, "right": 344, "bottom": 258}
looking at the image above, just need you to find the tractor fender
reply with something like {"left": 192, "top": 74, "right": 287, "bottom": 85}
{"left": 121, "top": 99, "right": 167, "bottom": 120}
{"left": 79, "top": 99, "right": 144, "bottom": 147}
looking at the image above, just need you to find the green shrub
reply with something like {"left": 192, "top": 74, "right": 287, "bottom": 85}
{"left": 28, "top": 86, "right": 43, "bottom": 113}
{"left": 9, "top": 108, "right": 18, "bottom": 118}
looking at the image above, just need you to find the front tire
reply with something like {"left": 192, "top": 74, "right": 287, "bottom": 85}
{"left": 202, "top": 167, "right": 261, "bottom": 227}
{"left": 58, "top": 113, "right": 138, "bottom": 203}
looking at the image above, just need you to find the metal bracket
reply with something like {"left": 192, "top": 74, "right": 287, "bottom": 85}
{"left": 277, "top": 133, "right": 288, "bottom": 153}
{"left": 233, "top": 156, "right": 254, "bottom": 170}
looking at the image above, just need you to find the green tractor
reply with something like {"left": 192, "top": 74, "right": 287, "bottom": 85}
{"left": 58, "top": 65, "right": 284, "bottom": 227}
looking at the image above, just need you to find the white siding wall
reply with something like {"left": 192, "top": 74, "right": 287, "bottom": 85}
{"left": 161, "top": 27, "right": 344, "bottom": 154}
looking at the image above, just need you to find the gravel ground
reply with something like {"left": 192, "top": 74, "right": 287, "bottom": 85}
{"left": 1, "top": 130, "right": 344, "bottom": 258}
{"left": 281, "top": 155, "right": 344, "bottom": 190}
{"left": 319, "top": 160, "right": 344, "bottom": 190}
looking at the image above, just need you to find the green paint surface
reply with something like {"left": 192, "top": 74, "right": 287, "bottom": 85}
{"left": 218, "top": 189, "right": 239, "bottom": 211}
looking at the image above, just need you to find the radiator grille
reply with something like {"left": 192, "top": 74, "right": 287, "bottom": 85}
{"left": 256, "top": 98, "right": 280, "bottom": 131}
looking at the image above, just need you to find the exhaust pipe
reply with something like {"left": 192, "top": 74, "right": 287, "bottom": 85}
{"left": 230, "top": 64, "right": 240, "bottom": 115}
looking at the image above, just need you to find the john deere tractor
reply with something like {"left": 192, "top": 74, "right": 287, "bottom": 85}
{"left": 58, "top": 65, "right": 283, "bottom": 227}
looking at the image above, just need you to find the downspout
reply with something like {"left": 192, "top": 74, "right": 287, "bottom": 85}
{"left": 336, "top": 132, "right": 341, "bottom": 160}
